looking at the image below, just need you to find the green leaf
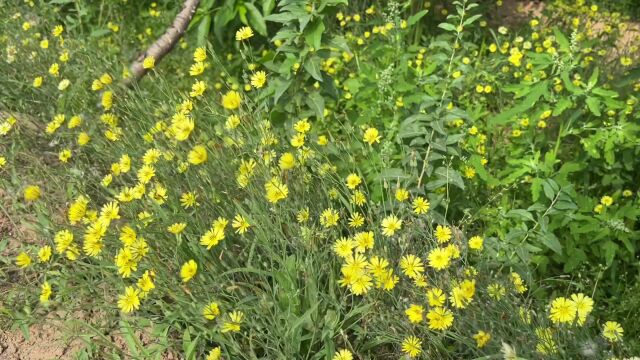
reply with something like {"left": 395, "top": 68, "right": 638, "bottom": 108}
{"left": 592, "top": 87, "right": 618, "bottom": 98}
{"left": 265, "top": 13, "right": 298, "bottom": 23}
{"left": 553, "top": 27, "right": 570, "bottom": 53}
{"left": 531, "top": 178, "right": 543, "bottom": 202}
{"left": 542, "top": 179, "right": 558, "bottom": 200}
{"left": 538, "top": 232, "right": 563, "bottom": 255}
{"left": 588, "top": 67, "right": 599, "bottom": 88}
{"left": 196, "top": 15, "right": 211, "bottom": 47}
{"left": 469, "top": 155, "right": 499, "bottom": 186}
{"left": 245, "top": 3, "right": 268, "bottom": 36}
{"left": 561, "top": 71, "right": 582, "bottom": 94}
{"left": 602, "top": 241, "right": 618, "bottom": 266}
{"left": 426, "top": 167, "right": 465, "bottom": 190}
{"left": 488, "top": 81, "right": 549, "bottom": 127}
{"left": 438, "top": 23, "right": 457, "bottom": 32}
{"left": 553, "top": 98, "right": 572, "bottom": 116}
{"left": 303, "top": 55, "right": 323, "bottom": 81}
{"left": 273, "top": 78, "right": 292, "bottom": 105}
{"left": 305, "top": 91, "right": 325, "bottom": 120}
{"left": 407, "top": 10, "right": 428, "bottom": 26}
{"left": 463, "top": 14, "right": 482, "bottom": 26}
{"left": 506, "top": 209, "right": 535, "bottom": 222}
{"left": 304, "top": 19, "right": 325, "bottom": 49}
{"left": 585, "top": 96, "right": 601, "bottom": 116}
{"left": 262, "top": 0, "right": 276, "bottom": 16}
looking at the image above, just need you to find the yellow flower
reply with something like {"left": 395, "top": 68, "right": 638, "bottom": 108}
{"left": 189, "top": 80, "right": 207, "bottom": 97}
{"left": 180, "top": 259, "right": 198, "bottom": 282}
{"left": 250, "top": 71, "right": 267, "bottom": 88}
{"left": 100, "top": 73, "right": 113, "bottom": 85}
{"left": 427, "top": 288, "right": 446, "bottom": 307}
{"left": 167, "top": 222, "right": 187, "bottom": 234}
{"left": 33, "top": 76, "right": 43, "bottom": 87}
{"left": 427, "top": 247, "right": 451, "bottom": 271}
{"left": 38, "top": 246, "right": 52, "bottom": 262}
{"left": 333, "top": 238, "right": 355, "bottom": 258}
{"left": 427, "top": 307, "right": 454, "bottom": 330}
{"left": 222, "top": 90, "right": 242, "bottom": 110}
{"left": 278, "top": 152, "right": 295, "bottom": 170}
{"left": 221, "top": 311, "right": 244, "bottom": 332}
{"left": 58, "top": 149, "right": 72, "bottom": 163}
{"left": 40, "top": 281, "right": 52, "bottom": 303}
{"left": 265, "top": 177, "right": 288, "bottom": 203}
{"left": 189, "top": 62, "right": 205, "bottom": 76}
{"left": 320, "top": 208, "right": 340, "bottom": 228}
{"left": 401, "top": 336, "right": 422, "bottom": 357}
{"left": 188, "top": 145, "right": 207, "bottom": 165}
{"left": 332, "top": 349, "right": 353, "bottom": 360}
{"left": 345, "top": 173, "right": 362, "bottom": 189}
{"left": 206, "top": 347, "right": 221, "bottom": 360}
{"left": 232, "top": 214, "right": 250, "bottom": 234}
{"left": 180, "top": 192, "right": 198, "bottom": 208}
{"left": 468, "top": 235, "right": 484, "bottom": 250}
{"left": 381, "top": 215, "right": 401, "bottom": 237}
{"left": 194, "top": 47, "right": 207, "bottom": 62}
{"left": 118, "top": 286, "right": 141, "bottom": 313}
{"left": 602, "top": 321, "right": 623, "bottom": 342}
{"left": 294, "top": 118, "right": 311, "bottom": 133}
{"left": 395, "top": 188, "right": 409, "bottom": 202}
{"left": 24, "top": 185, "right": 41, "bottom": 201}
{"left": 473, "top": 331, "right": 491, "bottom": 348}
{"left": 363, "top": 127, "right": 381, "bottom": 145}
{"left": 137, "top": 270, "right": 156, "bottom": 294}
{"left": 235, "top": 26, "right": 254, "bottom": 41}
{"left": 600, "top": 195, "right": 613, "bottom": 206}
{"left": 549, "top": 297, "right": 577, "bottom": 324}
{"left": 405, "top": 304, "right": 424, "bottom": 324}
{"left": 434, "top": 225, "right": 452, "bottom": 243}
{"left": 143, "top": 56, "right": 155, "bottom": 69}
{"left": 399, "top": 254, "right": 424, "bottom": 279}
{"left": 49, "top": 63, "right": 59, "bottom": 76}
{"left": 203, "top": 302, "right": 220, "bottom": 320}
{"left": 571, "top": 293, "right": 594, "bottom": 325}
{"left": 16, "top": 252, "right": 32, "bottom": 268}
{"left": 52, "top": 25, "right": 64, "bottom": 37}
{"left": 412, "top": 196, "right": 430, "bottom": 214}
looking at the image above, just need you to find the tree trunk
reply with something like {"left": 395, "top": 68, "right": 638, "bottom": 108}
{"left": 124, "top": 0, "right": 201, "bottom": 86}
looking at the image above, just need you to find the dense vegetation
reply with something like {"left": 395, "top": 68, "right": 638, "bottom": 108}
{"left": 1, "top": 0, "right": 638, "bottom": 359}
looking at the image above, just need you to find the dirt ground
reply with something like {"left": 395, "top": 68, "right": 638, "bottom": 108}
{"left": 0, "top": 325, "right": 83, "bottom": 360}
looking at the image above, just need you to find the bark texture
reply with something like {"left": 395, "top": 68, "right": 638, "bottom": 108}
{"left": 124, "top": 0, "right": 201, "bottom": 86}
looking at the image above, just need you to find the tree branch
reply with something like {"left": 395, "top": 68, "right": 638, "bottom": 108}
{"left": 124, "top": 0, "right": 201, "bottom": 86}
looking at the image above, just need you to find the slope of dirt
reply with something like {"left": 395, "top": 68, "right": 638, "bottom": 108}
{"left": 0, "top": 325, "right": 82, "bottom": 360}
